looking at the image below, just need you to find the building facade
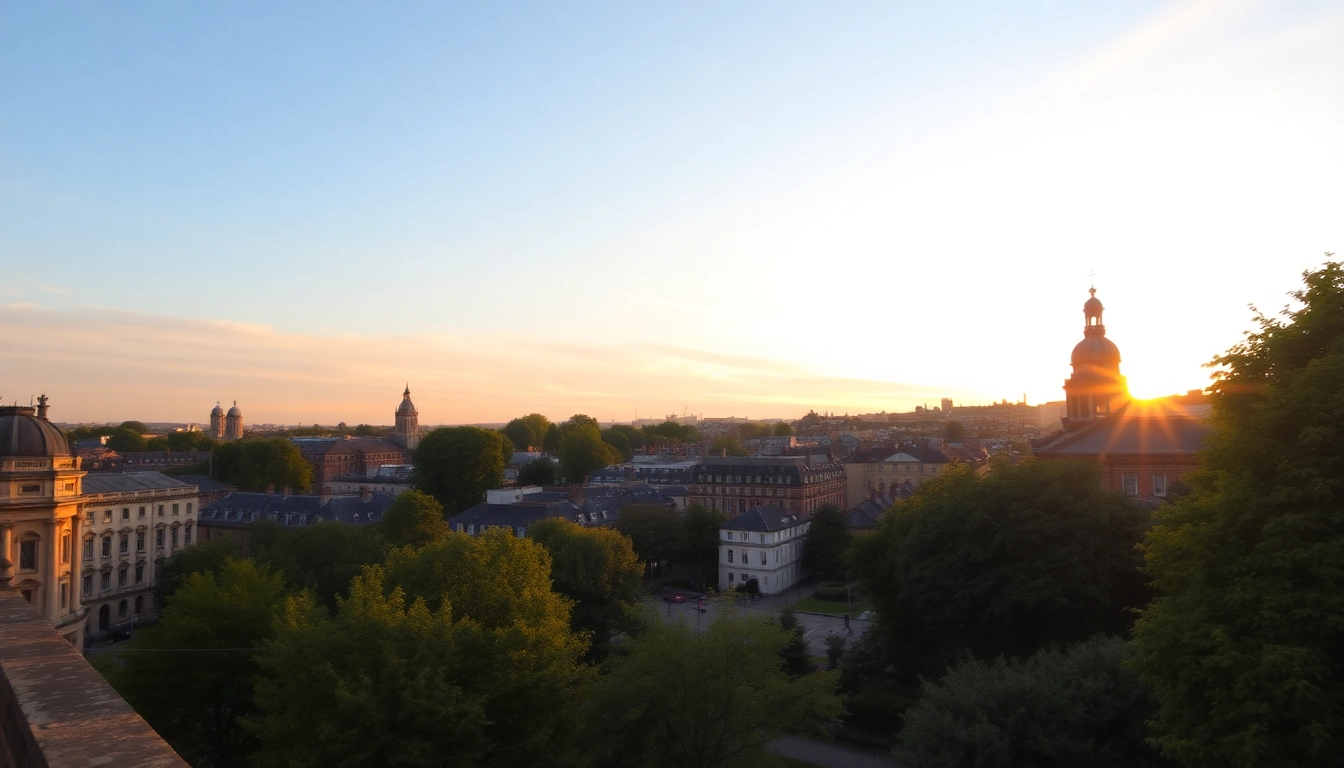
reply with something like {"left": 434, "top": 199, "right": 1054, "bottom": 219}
{"left": 0, "top": 399, "right": 88, "bottom": 648}
{"left": 688, "top": 456, "right": 846, "bottom": 515}
{"left": 841, "top": 442, "right": 951, "bottom": 507}
{"left": 718, "top": 505, "right": 811, "bottom": 595}
{"left": 79, "top": 473, "right": 200, "bottom": 640}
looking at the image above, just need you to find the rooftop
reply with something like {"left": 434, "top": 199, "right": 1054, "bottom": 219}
{"left": 719, "top": 505, "right": 812, "bottom": 533}
{"left": 83, "top": 471, "right": 196, "bottom": 495}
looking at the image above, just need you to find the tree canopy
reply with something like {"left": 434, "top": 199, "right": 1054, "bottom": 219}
{"left": 212, "top": 438, "right": 313, "bottom": 493}
{"left": 801, "top": 504, "right": 850, "bottom": 581}
{"left": 681, "top": 504, "right": 728, "bottom": 587}
{"left": 502, "top": 413, "right": 552, "bottom": 451}
{"left": 528, "top": 518, "right": 644, "bottom": 656}
{"left": 517, "top": 457, "right": 558, "bottom": 486}
{"left": 615, "top": 504, "right": 685, "bottom": 570}
{"left": 851, "top": 458, "right": 1149, "bottom": 680}
{"left": 557, "top": 415, "right": 623, "bottom": 482}
{"left": 250, "top": 520, "right": 387, "bottom": 613}
{"left": 708, "top": 435, "right": 748, "bottom": 457}
{"left": 772, "top": 421, "right": 794, "bottom": 437}
{"left": 107, "top": 426, "right": 147, "bottom": 452}
{"left": 1133, "top": 260, "right": 1344, "bottom": 767}
{"left": 152, "top": 539, "right": 238, "bottom": 609}
{"left": 380, "top": 489, "right": 448, "bottom": 549}
{"left": 412, "top": 426, "right": 509, "bottom": 513}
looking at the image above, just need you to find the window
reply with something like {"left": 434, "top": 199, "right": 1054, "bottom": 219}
{"left": 119, "top": 533, "right": 129, "bottom": 554}
{"left": 136, "top": 531, "right": 145, "bottom": 552}
{"left": 185, "top": 523, "right": 192, "bottom": 545}
{"left": 157, "top": 505, "right": 164, "bottom": 517}
{"left": 1122, "top": 473, "right": 1138, "bottom": 496}
{"left": 101, "top": 572, "right": 111, "bottom": 591}
{"left": 82, "top": 574, "right": 92, "bottom": 596}
{"left": 155, "top": 529, "right": 164, "bottom": 549}
{"left": 138, "top": 506, "right": 146, "bottom": 519}
{"left": 727, "top": 549, "right": 734, "bottom": 563}
{"left": 19, "top": 540, "right": 37, "bottom": 571}
{"left": 135, "top": 596, "right": 143, "bottom": 614}
{"left": 172, "top": 503, "right": 179, "bottom": 516}
{"left": 187, "top": 502, "right": 194, "bottom": 515}
{"left": 85, "top": 511, "right": 94, "bottom": 525}
{"left": 759, "top": 534, "right": 766, "bottom": 544}
{"left": 61, "top": 532, "right": 71, "bottom": 563}
{"left": 171, "top": 529, "right": 179, "bottom": 549}
{"left": 59, "top": 582, "right": 68, "bottom": 609}
{"left": 118, "top": 568, "right": 128, "bottom": 588}
{"left": 83, "top": 539, "right": 93, "bottom": 561}
{"left": 135, "top": 565, "right": 144, "bottom": 584}
{"left": 760, "top": 551, "right": 767, "bottom": 565}
{"left": 728, "top": 572, "right": 735, "bottom": 582}
{"left": 467, "top": 524, "right": 475, "bottom": 535}
{"left": 121, "top": 508, "right": 130, "bottom": 521}
{"left": 20, "top": 483, "right": 39, "bottom": 494}
{"left": 118, "top": 599, "right": 127, "bottom": 617}
{"left": 102, "top": 535, "right": 111, "bottom": 558}
{"left": 1153, "top": 473, "right": 1168, "bottom": 497}
{"left": 103, "top": 510, "right": 112, "bottom": 523}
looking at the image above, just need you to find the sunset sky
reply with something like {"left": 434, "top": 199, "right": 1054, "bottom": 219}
{"left": 2, "top": 1, "right": 1341, "bottom": 425}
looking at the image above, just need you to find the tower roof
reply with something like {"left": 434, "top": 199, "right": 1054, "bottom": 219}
{"left": 0, "top": 405, "right": 70, "bottom": 458}
{"left": 226, "top": 401, "right": 242, "bottom": 418}
{"left": 211, "top": 402, "right": 224, "bottom": 417}
{"left": 397, "top": 385, "right": 417, "bottom": 414}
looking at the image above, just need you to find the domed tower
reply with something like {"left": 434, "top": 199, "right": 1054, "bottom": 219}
{"left": 224, "top": 402, "right": 244, "bottom": 440}
{"left": 394, "top": 385, "right": 419, "bottom": 449}
{"left": 1063, "top": 288, "right": 1129, "bottom": 430}
{"left": 0, "top": 397, "right": 88, "bottom": 647}
{"left": 209, "top": 402, "right": 226, "bottom": 439}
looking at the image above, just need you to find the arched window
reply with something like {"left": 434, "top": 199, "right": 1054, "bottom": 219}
{"left": 134, "top": 596, "right": 143, "bottom": 614}
{"left": 118, "top": 599, "right": 128, "bottom": 617}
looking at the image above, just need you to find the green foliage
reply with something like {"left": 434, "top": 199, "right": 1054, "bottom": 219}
{"left": 558, "top": 415, "right": 623, "bottom": 483}
{"left": 353, "top": 423, "right": 382, "bottom": 436}
{"left": 213, "top": 438, "right": 313, "bottom": 493}
{"left": 164, "top": 430, "right": 217, "bottom": 452}
{"left": 107, "top": 426, "right": 147, "bottom": 452}
{"left": 517, "top": 457, "right": 558, "bottom": 486}
{"left": 851, "top": 458, "right": 1149, "bottom": 680}
{"left": 896, "top": 635, "right": 1163, "bottom": 768}
{"left": 682, "top": 503, "right": 729, "bottom": 586}
{"left": 67, "top": 424, "right": 116, "bottom": 441}
{"left": 381, "top": 531, "right": 593, "bottom": 766}
{"left": 709, "top": 435, "right": 748, "bottom": 456}
{"left": 776, "top": 607, "right": 814, "bottom": 678}
{"left": 944, "top": 420, "right": 965, "bottom": 442}
{"left": 735, "top": 421, "right": 774, "bottom": 440}
{"left": 528, "top": 518, "right": 644, "bottom": 656}
{"left": 153, "top": 539, "right": 238, "bottom": 609}
{"left": 824, "top": 633, "right": 847, "bottom": 670}
{"left": 412, "top": 426, "right": 508, "bottom": 513}
{"left": 1133, "top": 261, "right": 1344, "bottom": 767}
{"left": 109, "top": 559, "right": 288, "bottom": 768}
{"left": 145, "top": 436, "right": 170, "bottom": 451}
{"left": 801, "top": 504, "right": 850, "bottom": 581}
{"left": 502, "top": 413, "right": 553, "bottom": 451}
{"left": 380, "top": 489, "right": 448, "bottom": 549}
{"left": 772, "top": 421, "right": 794, "bottom": 437}
{"left": 119, "top": 420, "right": 149, "bottom": 434}
{"left": 542, "top": 423, "right": 562, "bottom": 453}
{"left": 642, "top": 420, "right": 700, "bottom": 443}
{"left": 252, "top": 521, "right": 387, "bottom": 614}
{"left": 582, "top": 613, "right": 842, "bottom": 768}
{"left": 607, "top": 423, "right": 647, "bottom": 450}
{"left": 615, "top": 503, "right": 685, "bottom": 568}
{"left": 249, "top": 574, "right": 492, "bottom": 768}
{"left": 600, "top": 427, "right": 635, "bottom": 461}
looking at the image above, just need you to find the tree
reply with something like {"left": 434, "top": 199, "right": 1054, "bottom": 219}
{"left": 527, "top": 518, "right": 644, "bottom": 656}
{"left": 109, "top": 559, "right": 288, "bottom": 768}
{"left": 642, "top": 420, "right": 699, "bottom": 443}
{"left": 614, "top": 504, "right": 685, "bottom": 571}
{"left": 945, "top": 420, "right": 965, "bottom": 442}
{"left": 777, "top": 607, "right": 814, "bottom": 678}
{"left": 502, "top": 413, "right": 552, "bottom": 451}
{"left": 708, "top": 435, "right": 748, "bottom": 457}
{"left": 381, "top": 531, "right": 592, "bottom": 767}
{"left": 412, "top": 426, "right": 508, "bottom": 513}
{"left": 165, "top": 430, "right": 216, "bottom": 452}
{"left": 582, "top": 613, "right": 841, "bottom": 768}
{"left": 251, "top": 521, "right": 387, "bottom": 614}
{"left": 600, "top": 427, "right": 634, "bottom": 462}
{"left": 517, "top": 457, "right": 558, "bottom": 486}
{"left": 772, "top": 421, "right": 794, "bottom": 437}
{"left": 682, "top": 504, "right": 728, "bottom": 587}
{"left": 119, "top": 420, "right": 149, "bottom": 434}
{"left": 824, "top": 633, "right": 847, "bottom": 670}
{"left": 557, "top": 416, "right": 622, "bottom": 483}
{"left": 107, "top": 426, "right": 147, "bottom": 452}
{"left": 897, "top": 635, "right": 1162, "bottom": 767}
{"left": 851, "top": 458, "right": 1148, "bottom": 680}
{"left": 153, "top": 539, "right": 238, "bottom": 609}
{"left": 801, "top": 504, "right": 850, "bottom": 581}
{"left": 213, "top": 438, "right": 313, "bottom": 493}
{"left": 381, "top": 489, "right": 448, "bottom": 549}
{"left": 542, "top": 423, "right": 562, "bottom": 453}
{"left": 1132, "top": 261, "right": 1344, "bottom": 767}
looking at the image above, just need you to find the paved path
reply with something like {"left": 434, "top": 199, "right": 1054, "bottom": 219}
{"left": 767, "top": 733, "right": 895, "bottom": 768}
{"left": 652, "top": 595, "right": 869, "bottom": 657}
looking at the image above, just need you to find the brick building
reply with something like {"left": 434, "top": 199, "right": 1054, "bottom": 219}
{"left": 688, "top": 455, "right": 846, "bottom": 515}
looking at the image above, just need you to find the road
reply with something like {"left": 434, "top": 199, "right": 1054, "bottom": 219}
{"left": 767, "top": 733, "right": 895, "bottom": 768}
{"left": 652, "top": 595, "right": 870, "bottom": 657}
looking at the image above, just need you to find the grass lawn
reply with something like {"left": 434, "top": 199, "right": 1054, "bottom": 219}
{"left": 791, "top": 596, "right": 872, "bottom": 616}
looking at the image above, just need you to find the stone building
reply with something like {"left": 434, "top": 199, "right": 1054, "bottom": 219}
{"left": 0, "top": 397, "right": 88, "bottom": 648}
{"left": 394, "top": 384, "right": 420, "bottom": 449}
{"left": 79, "top": 472, "right": 200, "bottom": 640}
{"left": 208, "top": 400, "right": 244, "bottom": 440}
{"left": 841, "top": 441, "right": 951, "bottom": 506}
{"left": 718, "top": 505, "right": 811, "bottom": 595}
{"left": 688, "top": 455, "right": 846, "bottom": 515}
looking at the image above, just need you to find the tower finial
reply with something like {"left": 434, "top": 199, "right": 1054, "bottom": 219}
{"left": 1087, "top": 269, "right": 1097, "bottom": 291}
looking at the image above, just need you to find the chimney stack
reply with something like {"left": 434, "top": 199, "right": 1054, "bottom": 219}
{"left": 35, "top": 394, "right": 49, "bottom": 421}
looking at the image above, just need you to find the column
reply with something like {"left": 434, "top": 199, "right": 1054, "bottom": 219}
{"left": 0, "top": 523, "right": 12, "bottom": 584}
{"left": 70, "top": 514, "right": 83, "bottom": 614}
{"left": 43, "top": 520, "right": 59, "bottom": 618}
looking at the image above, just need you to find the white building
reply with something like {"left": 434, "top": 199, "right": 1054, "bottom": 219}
{"left": 80, "top": 472, "right": 200, "bottom": 640}
{"left": 717, "top": 505, "right": 811, "bottom": 596}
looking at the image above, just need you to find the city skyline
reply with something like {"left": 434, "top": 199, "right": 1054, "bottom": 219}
{"left": 4, "top": 2, "right": 1342, "bottom": 422}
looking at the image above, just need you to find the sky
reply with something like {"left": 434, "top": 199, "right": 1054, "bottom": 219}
{"left": 2, "top": 1, "right": 1341, "bottom": 425}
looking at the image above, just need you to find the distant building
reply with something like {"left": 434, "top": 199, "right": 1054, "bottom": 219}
{"left": 688, "top": 455, "right": 846, "bottom": 516}
{"left": 225, "top": 402, "right": 244, "bottom": 440}
{"left": 589, "top": 457, "right": 697, "bottom": 486}
{"left": 718, "top": 505, "right": 811, "bottom": 595}
{"left": 845, "top": 491, "right": 895, "bottom": 533}
{"left": 197, "top": 488, "right": 395, "bottom": 548}
{"left": 208, "top": 403, "right": 225, "bottom": 439}
{"left": 79, "top": 472, "right": 200, "bottom": 640}
{"left": 448, "top": 484, "right": 679, "bottom": 537}
{"left": 394, "top": 385, "right": 420, "bottom": 449}
{"left": 841, "top": 442, "right": 951, "bottom": 507}
{"left": 1032, "top": 289, "right": 1211, "bottom": 503}
{"left": 329, "top": 465, "right": 414, "bottom": 498}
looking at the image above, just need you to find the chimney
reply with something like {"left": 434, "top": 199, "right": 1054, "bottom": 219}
{"left": 360, "top": 485, "right": 372, "bottom": 503}
{"left": 35, "top": 394, "right": 49, "bottom": 421}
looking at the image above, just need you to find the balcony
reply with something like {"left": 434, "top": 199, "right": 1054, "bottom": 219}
{"left": 0, "top": 588, "right": 186, "bottom": 767}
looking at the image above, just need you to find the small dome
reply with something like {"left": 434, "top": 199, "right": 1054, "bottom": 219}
{"left": 1071, "top": 335, "right": 1121, "bottom": 367}
{"left": 1084, "top": 295, "right": 1103, "bottom": 314}
{"left": 227, "top": 403, "right": 242, "bottom": 417}
{"left": 398, "top": 397, "right": 417, "bottom": 413}
{"left": 211, "top": 403, "right": 224, "bottom": 417}
{"left": 0, "top": 407, "right": 70, "bottom": 458}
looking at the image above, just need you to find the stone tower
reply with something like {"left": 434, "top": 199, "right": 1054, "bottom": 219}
{"left": 224, "top": 402, "right": 244, "bottom": 440}
{"left": 1062, "top": 288, "right": 1129, "bottom": 430}
{"left": 208, "top": 402, "right": 225, "bottom": 439}
{"left": 394, "top": 385, "right": 419, "bottom": 449}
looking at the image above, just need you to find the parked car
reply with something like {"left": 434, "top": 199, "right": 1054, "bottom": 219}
{"left": 108, "top": 627, "right": 133, "bottom": 642}
{"left": 662, "top": 594, "right": 685, "bottom": 603}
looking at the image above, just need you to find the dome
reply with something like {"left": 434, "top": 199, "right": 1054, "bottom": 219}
{"left": 0, "top": 407, "right": 70, "bottom": 458}
{"left": 211, "top": 403, "right": 224, "bottom": 417}
{"left": 1084, "top": 295, "right": 1103, "bottom": 315}
{"left": 1071, "top": 335, "right": 1121, "bottom": 368}
{"left": 398, "top": 397, "right": 417, "bottom": 413}
{"left": 226, "top": 403, "right": 242, "bottom": 417}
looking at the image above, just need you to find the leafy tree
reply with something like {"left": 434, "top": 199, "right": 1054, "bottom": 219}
{"left": 642, "top": 420, "right": 699, "bottom": 443}
{"left": 708, "top": 435, "right": 748, "bottom": 457}
{"left": 896, "top": 635, "right": 1163, "bottom": 768}
{"left": 381, "top": 531, "right": 592, "bottom": 766}
{"left": 352, "top": 423, "right": 381, "bottom": 436}
{"left": 517, "top": 457, "right": 558, "bottom": 486}
{"left": 107, "top": 426, "right": 147, "bottom": 452}
{"left": 542, "top": 423, "right": 562, "bottom": 453}
{"left": 736, "top": 421, "right": 774, "bottom": 440}
{"left": 412, "top": 426, "right": 508, "bottom": 513}
{"left": 945, "top": 420, "right": 965, "bottom": 442}
{"left": 528, "top": 518, "right": 644, "bottom": 656}
{"left": 166, "top": 430, "right": 216, "bottom": 452}
{"left": 252, "top": 521, "right": 386, "bottom": 614}
{"left": 109, "top": 559, "right": 288, "bottom": 768}
{"left": 119, "top": 420, "right": 149, "bottom": 434}
{"left": 801, "top": 504, "right": 850, "bottom": 581}
{"left": 583, "top": 613, "right": 842, "bottom": 768}
{"left": 776, "top": 606, "right": 814, "bottom": 678}
{"left": 1133, "top": 260, "right": 1344, "bottom": 767}
{"left": 558, "top": 416, "right": 622, "bottom": 483}
{"left": 502, "top": 413, "right": 552, "bottom": 451}
{"left": 153, "top": 539, "right": 238, "bottom": 609}
{"left": 824, "top": 633, "right": 847, "bottom": 670}
{"left": 145, "top": 436, "right": 170, "bottom": 451}
{"left": 607, "top": 424, "right": 647, "bottom": 450}
{"left": 851, "top": 458, "right": 1148, "bottom": 680}
{"left": 772, "top": 421, "right": 794, "bottom": 437}
{"left": 615, "top": 504, "right": 685, "bottom": 571}
{"left": 213, "top": 438, "right": 313, "bottom": 493}
{"left": 682, "top": 504, "right": 728, "bottom": 587}
{"left": 600, "top": 427, "right": 634, "bottom": 462}
{"left": 249, "top": 573, "right": 491, "bottom": 768}
{"left": 381, "top": 489, "right": 448, "bottom": 549}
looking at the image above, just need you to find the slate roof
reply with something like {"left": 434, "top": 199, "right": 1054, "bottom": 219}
{"left": 1032, "top": 415, "right": 1211, "bottom": 456}
{"left": 171, "top": 475, "right": 232, "bottom": 493}
{"left": 450, "top": 484, "right": 679, "bottom": 532}
{"left": 719, "top": 505, "right": 812, "bottom": 533}
{"left": 846, "top": 493, "right": 894, "bottom": 530}
{"left": 842, "top": 442, "right": 951, "bottom": 465}
{"left": 82, "top": 472, "right": 195, "bottom": 495}
{"left": 199, "top": 491, "right": 395, "bottom": 529}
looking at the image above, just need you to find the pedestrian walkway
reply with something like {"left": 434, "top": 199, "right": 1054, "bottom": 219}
{"left": 767, "top": 733, "right": 895, "bottom": 768}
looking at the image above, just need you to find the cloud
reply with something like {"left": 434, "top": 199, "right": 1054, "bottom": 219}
{"left": 0, "top": 305, "right": 939, "bottom": 424}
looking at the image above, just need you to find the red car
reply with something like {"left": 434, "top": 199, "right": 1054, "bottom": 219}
{"left": 662, "top": 594, "right": 686, "bottom": 603}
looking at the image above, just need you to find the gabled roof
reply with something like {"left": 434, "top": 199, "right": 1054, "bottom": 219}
{"left": 719, "top": 505, "right": 812, "bottom": 533}
{"left": 846, "top": 493, "right": 893, "bottom": 530}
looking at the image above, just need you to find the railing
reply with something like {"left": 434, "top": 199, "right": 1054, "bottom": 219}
{"left": 0, "top": 588, "right": 187, "bottom": 768}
